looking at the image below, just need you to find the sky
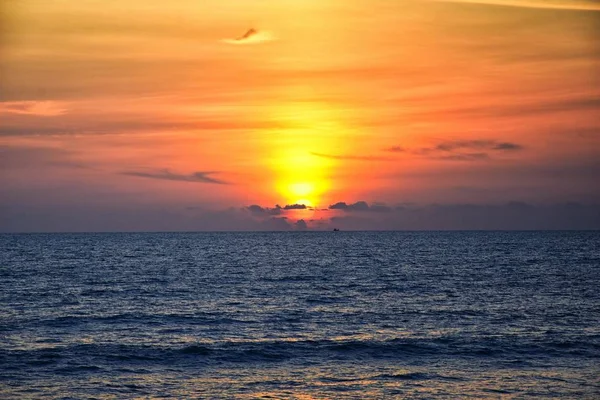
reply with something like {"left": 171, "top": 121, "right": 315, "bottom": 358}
{"left": 1, "top": 0, "right": 599, "bottom": 231}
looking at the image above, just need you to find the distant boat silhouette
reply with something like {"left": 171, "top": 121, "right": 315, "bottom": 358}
{"left": 236, "top": 28, "right": 258, "bottom": 41}
{"left": 333, "top": 228, "right": 340, "bottom": 232}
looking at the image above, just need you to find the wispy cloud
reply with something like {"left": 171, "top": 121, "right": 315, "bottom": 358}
{"left": 246, "top": 204, "right": 283, "bottom": 216}
{"left": 428, "top": 0, "right": 600, "bottom": 11}
{"left": 328, "top": 201, "right": 600, "bottom": 230}
{"left": 329, "top": 201, "right": 392, "bottom": 213}
{"left": 121, "top": 169, "right": 229, "bottom": 184}
{"left": 465, "top": 96, "right": 600, "bottom": 119}
{"left": 0, "top": 101, "right": 67, "bottom": 116}
{"left": 311, "top": 140, "right": 522, "bottom": 164}
{"left": 0, "top": 145, "right": 95, "bottom": 170}
{"left": 388, "top": 146, "right": 405, "bottom": 153}
{"left": 386, "top": 139, "right": 523, "bottom": 161}
{"left": 432, "top": 140, "right": 523, "bottom": 152}
{"left": 437, "top": 152, "right": 490, "bottom": 161}
{"left": 245, "top": 203, "right": 309, "bottom": 216}
{"left": 222, "top": 28, "right": 275, "bottom": 45}
{"left": 493, "top": 142, "right": 523, "bottom": 151}
{"left": 310, "top": 152, "right": 391, "bottom": 161}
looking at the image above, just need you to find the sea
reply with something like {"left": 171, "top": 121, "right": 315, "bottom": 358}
{"left": 0, "top": 231, "right": 599, "bottom": 399}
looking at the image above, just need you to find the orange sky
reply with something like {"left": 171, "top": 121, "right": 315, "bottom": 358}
{"left": 1, "top": 0, "right": 599, "bottom": 231}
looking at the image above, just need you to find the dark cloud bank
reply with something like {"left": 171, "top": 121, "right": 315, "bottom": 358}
{"left": 330, "top": 201, "right": 392, "bottom": 213}
{"left": 245, "top": 204, "right": 308, "bottom": 217}
{"left": 326, "top": 201, "right": 600, "bottom": 231}
{"left": 2, "top": 200, "right": 598, "bottom": 232}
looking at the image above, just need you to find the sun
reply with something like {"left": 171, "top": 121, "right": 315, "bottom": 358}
{"left": 289, "top": 182, "right": 314, "bottom": 197}
{"left": 277, "top": 179, "right": 322, "bottom": 207}
{"left": 287, "top": 182, "right": 316, "bottom": 206}
{"left": 270, "top": 146, "right": 331, "bottom": 207}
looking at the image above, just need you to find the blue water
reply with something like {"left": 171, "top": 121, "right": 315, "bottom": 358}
{"left": 1, "top": 231, "right": 599, "bottom": 398}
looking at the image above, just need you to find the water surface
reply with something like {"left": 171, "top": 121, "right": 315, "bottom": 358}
{"left": 1, "top": 231, "right": 599, "bottom": 398}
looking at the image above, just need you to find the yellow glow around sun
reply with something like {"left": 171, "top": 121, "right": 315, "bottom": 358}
{"left": 271, "top": 131, "right": 346, "bottom": 206}
{"left": 276, "top": 169, "right": 328, "bottom": 207}
{"left": 259, "top": 85, "right": 353, "bottom": 208}
{"left": 271, "top": 144, "right": 334, "bottom": 207}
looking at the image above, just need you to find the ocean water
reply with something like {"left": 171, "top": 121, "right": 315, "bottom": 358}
{"left": 0, "top": 231, "right": 599, "bottom": 399}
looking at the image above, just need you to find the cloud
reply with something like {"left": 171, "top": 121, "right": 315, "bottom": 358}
{"left": 121, "top": 169, "right": 228, "bottom": 184}
{"left": 245, "top": 203, "right": 309, "bottom": 216}
{"left": 2, "top": 194, "right": 599, "bottom": 231}
{"left": 182, "top": 208, "right": 295, "bottom": 231}
{"left": 428, "top": 0, "right": 600, "bottom": 11}
{"left": 310, "top": 152, "right": 391, "bottom": 161}
{"left": 438, "top": 152, "right": 490, "bottom": 161}
{"left": 370, "top": 203, "right": 394, "bottom": 213}
{"left": 0, "top": 115, "right": 287, "bottom": 137}
{"left": 0, "top": 101, "right": 67, "bottom": 116}
{"left": 283, "top": 203, "right": 307, "bottom": 210}
{"left": 492, "top": 142, "right": 523, "bottom": 151}
{"left": 0, "top": 145, "right": 91, "bottom": 170}
{"left": 295, "top": 219, "right": 308, "bottom": 230}
{"left": 386, "top": 139, "right": 523, "bottom": 161}
{"left": 246, "top": 204, "right": 282, "bottom": 216}
{"left": 329, "top": 201, "right": 392, "bottom": 213}
{"left": 444, "top": 96, "right": 600, "bottom": 119}
{"left": 237, "top": 28, "right": 259, "bottom": 41}
{"left": 261, "top": 217, "right": 292, "bottom": 231}
{"left": 330, "top": 201, "right": 352, "bottom": 211}
{"left": 433, "top": 140, "right": 523, "bottom": 152}
{"left": 326, "top": 202, "right": 600, "bottom": 230}
{"left": 387, "top": 146, "right": 405, "bottom": 153}
{"left": 222, "top": 28, "right": 275, "bottom": 45}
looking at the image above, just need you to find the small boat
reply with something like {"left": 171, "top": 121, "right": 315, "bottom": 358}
{"left": 333, "top": 228, "right": 340, "bottom": 232}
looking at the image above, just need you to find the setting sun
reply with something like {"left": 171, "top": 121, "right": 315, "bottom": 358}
{"left": 287, "top": 182, "right": 315, "bottom": 205}
{"left": 277, "top": 175, "right": 327, "bottom": 207}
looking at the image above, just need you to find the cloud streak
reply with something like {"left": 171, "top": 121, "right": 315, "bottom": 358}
{"left": 246, "top": 205, "right": 282, "bottom": 216}
{"left": 387, "top": 139, "right": 523, "bottom": 161}
{"left": 328, "top": 201, "right": 600, "bottom": 230}
{"left": 222, "top": 28, "right": 275, "bottom": 45}
{"left": 433, "top": 140, "right": 523, "bottom": 152}
{"left": 310, "top": 152, "right": 392, "bottom": 161}
{"left": 0, "top": 101, "right": 67, "bottom": 116}
{"left": 428, "top": 0, "right": 600, "bottom": 11}
{"left": 309, "top": 140, "right": 523, "bottom": 165}
{"left": 329, "top": 201, "right": 393, "bottom": 213}
{"left": 245, "top": 203, "right": 309, "bottom": 216}
{"left": 121, "top": 169, "right": 229, "bottom": 184}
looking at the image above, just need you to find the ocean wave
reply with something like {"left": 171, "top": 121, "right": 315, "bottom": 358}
{"left": 375, "top": 372, "right": 436, "bottom": 380}
{"left": 23, "top": 312, "right": 260, "bottom": 329}
{"left": 1, "top": 335, "right": 598, "bottom": 376}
